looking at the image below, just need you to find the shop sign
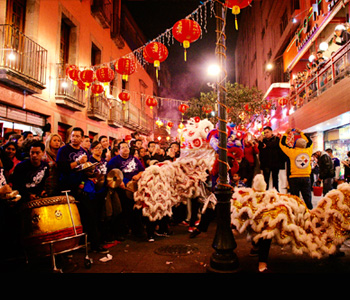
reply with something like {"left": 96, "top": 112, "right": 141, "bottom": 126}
{"left": 339, "top": 125, "right": 350, "bottom": 139}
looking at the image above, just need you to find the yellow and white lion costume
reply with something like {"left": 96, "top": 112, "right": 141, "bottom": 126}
{"left": 231, "top": 174, "right": 350, "bottom": 258}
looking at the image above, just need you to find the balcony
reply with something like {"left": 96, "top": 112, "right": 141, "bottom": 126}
{"left": 288, "top": 41, "right": 350, "bottom": 130}
{"left": 91, "top": 0, "right": 112, "bottom": 29}
{"left": 108, "top": 100, "right": 123, "bottom": 128}
{"left": 55, "top": 64, "right": 86, "bottom": 111}
{"left": 87, "top": 94, "right": 110, "bottom": 121}
{"left": 0, "top": 24, "right": 47, "bottom": 94}
{"left": 123, "top": 102, "right": 153, "bottom": 135}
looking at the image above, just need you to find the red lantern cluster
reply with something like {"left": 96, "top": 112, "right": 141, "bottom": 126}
{"left": 146, "top": 96, "right": 158, "bottom": 109}
{"left": 172, "top": 19, "right": 201, "bottom": 61}
{"left": 115, "top": 57, "right": 136, "bottom": 82}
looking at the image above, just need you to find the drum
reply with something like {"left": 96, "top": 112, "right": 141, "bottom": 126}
{"left": 21, "top": 195, "right": 83, "bottom": 256}
{"left": 126, "top": 180, "right": 138, "bottom": 199}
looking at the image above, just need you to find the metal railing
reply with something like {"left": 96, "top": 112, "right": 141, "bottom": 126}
{"left": 55, "top": 64, "right": 86, "bottom": 107}
{"left": 123, "top": 102, "right": 153, "bottom": 132}
{"left": 0, "top": 24, "right": 47, "bottom": 85}
{"left": 87, "top": 94, "right": 110, "bottom": 120}
{"left": 289, "top": 40, "right": 350, "bottom": 109}
{"left": 109, "top": 100, "right": 123, "bottom": 126}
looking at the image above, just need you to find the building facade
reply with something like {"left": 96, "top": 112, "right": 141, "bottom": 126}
{"left": 0, "top": 0, "right": 160, "bottom": 143}
{"left": 234, "top": 0, "right": 350, "bottom": 176}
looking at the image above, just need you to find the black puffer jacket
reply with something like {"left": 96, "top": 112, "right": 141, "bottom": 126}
{"left": 318, "top": 152, "right": 335, "bottom": 179}
{"left": 258, "top": 135, "right": 287, "bottom": 169}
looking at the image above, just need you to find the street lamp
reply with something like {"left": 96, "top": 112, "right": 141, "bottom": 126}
{"left": 266, "top": 63, "right": 273, "bottom": 71}
{"left": 207, "top": 0, "right": 239, "bottom": 273}
{"left": 207, "top": 64, "right": 221, "bottom": 76}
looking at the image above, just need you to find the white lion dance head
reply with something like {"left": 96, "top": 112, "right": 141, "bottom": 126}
{"left": 180, "top": 117, "right": 214, "bottom": 149}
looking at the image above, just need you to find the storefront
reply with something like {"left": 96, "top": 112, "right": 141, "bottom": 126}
{"left": 304, "top": 111, "right": 350, "bottom": 179}
{"left": 0, "top": 103, "right": 47, "bottom": 143}
{"left": 324, "top": 123, "right": 350, "bottom": 178}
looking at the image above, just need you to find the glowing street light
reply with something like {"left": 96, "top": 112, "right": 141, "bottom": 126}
{"left": 207, "top": 64, "right": 221, "bottom": 77}
{"left": 8, "top": 52, "right": 16, "bottom": 61}
{"left": 266, "top": 63, "right": 273, "bottom": 71}
{"left": 319, "top": 41, "right": 328, "bottom": 51}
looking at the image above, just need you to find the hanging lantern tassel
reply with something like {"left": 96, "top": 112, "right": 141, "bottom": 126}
{"left": 183, "top": 40, "right": 190, "bottom": 61}
{"left": 232, "top": 6, "right": 240, "bottom": 30}
{"left": 154, "top": 60, "right": 160, "bottom": 80}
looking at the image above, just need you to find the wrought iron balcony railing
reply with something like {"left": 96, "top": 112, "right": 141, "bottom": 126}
{"left": 55, "top": 63, "right": 86, "bottom": 110}
{"left": 123, "top": 102, "right": 153, "bottom": 134}
{"left": 87, "top": 94, "right": 110, "bottom": 121}
{"left": 289, "top": 39, "right": 350, "bottom": 110}
{"left": 0, "top": 24, "right": 47, "bottom": 92}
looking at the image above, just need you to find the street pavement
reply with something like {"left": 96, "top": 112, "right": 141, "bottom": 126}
{"left": 2, "top": 193, "right": 350, "bottom": 275}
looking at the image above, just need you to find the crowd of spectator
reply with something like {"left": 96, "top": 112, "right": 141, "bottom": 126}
{"left": 0, "top": 124, "right": 346, "bottom": 272}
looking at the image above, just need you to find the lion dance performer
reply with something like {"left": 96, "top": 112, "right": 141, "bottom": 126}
{"left": 231, "top": 173, "right": 350, "bottom": 271}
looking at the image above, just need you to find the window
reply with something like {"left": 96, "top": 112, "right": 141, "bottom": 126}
{"left": 60, "top": 20, "right": 71, "bottom": 65}
{"left": 280, "top": 10, "right": 288, "bottom": 36}
{"left": 58, "top": 122, "right": 71, "bottom": 144}
{"left": 6, "top": 0, "right": 26, "bottom": 32}
{"left": 91, "top": 42, "right": 101, "bottom": 66}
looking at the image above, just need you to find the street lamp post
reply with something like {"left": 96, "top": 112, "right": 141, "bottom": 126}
{"left": 208, "top": 0, "right": 239, "bottom": 273}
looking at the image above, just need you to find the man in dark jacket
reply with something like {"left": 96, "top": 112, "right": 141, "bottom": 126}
{"left": 314, "top": 150, "right": 335, "bottom": 195}
{"left": 258, "top": 126, "right": 286, "bottom": 191}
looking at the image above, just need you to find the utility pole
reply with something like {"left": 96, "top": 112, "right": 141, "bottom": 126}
{"left": 208, "top": 0, "right": 239, "bottom": 273}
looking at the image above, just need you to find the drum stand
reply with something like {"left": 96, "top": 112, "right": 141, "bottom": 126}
{"left": 43, "top": 231, "right": 91, "bottom": 273}
{"left": 25, "top": 191, "right": 93, "bottom": 273}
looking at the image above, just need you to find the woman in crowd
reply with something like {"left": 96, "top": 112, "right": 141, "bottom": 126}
{"left": 2, "top": 141, "right": 21, "bottom": 180}
{"left": 43, "top": 133, "right": 63, "bottom": 196}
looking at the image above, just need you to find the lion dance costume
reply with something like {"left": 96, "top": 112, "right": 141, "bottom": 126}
{"left": 231, "top": 174, "right": 350, "bottom": 258}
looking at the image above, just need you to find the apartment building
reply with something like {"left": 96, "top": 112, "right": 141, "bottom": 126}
{"left": 234, "top": 0, "right": 350, "bottom": 170}
{"left": 0, "top": 0, "right": 160, "bottom": 143}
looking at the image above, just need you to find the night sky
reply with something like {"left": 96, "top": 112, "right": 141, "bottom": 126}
{"left": 123, "top": 0, "right": 237, "bottom": 101}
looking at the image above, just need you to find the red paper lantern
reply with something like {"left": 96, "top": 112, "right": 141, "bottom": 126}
{"left": 202, "top": 105, "right": 212, "bottom": 114}
{"left": 79, "top": 69, "right": 95, "bottom": 90}
{"left": 172, "top": 19, "right": 201, "bottom": 61}
{"left": 77, "top": 80, "right": 91, "bottom": 91}
{"left": 146, "top": 96, "right": 158, "bottom": 109}
{"left": 225, "top": 0, "right": 253, "bottom": 30}
{"left": 278, "top": 97, "right": 288, "bottom": 107}
{"left": 262, "top": 102, "right": 272, "bottom": 110}
{"left": 114, "top": 58, "right": 136, "bottom": 82}
{"left": 178, "top": 103, "right": 189, "bottom": 114}
{"left": 167, "top": 121, "right": 174, "bottom": 128}
{"left": 96, "top": 66, "right": 115, "bottom": 85}
{"left": 91, "top": 83, "right": 104, "bottom": 95}
{"left": 68, "top": 68, "right": 81, "bottom": 85}
{"left": 119, "top": 91, "right": 131, "bottom": 104}
{"left": 244, "top": 103, "right": 251, "bottom": 111}
{"left": 143, "top": 42, "right": 168, "bottom": 80}
{"left": 66, "top": 64, "right": 77, "bottom": 76}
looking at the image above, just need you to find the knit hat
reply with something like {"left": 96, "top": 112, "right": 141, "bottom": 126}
{"left": 295, "top": 138, "right": 306, "bottom": 148}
